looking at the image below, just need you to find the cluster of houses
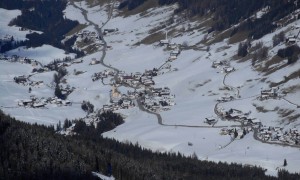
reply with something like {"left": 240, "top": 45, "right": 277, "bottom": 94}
{"left": 211, "top": 60, "right": 235, "bottom": 73}
{"left": 102, "top": 99, "right": 135, "bottom": 112}
{"left": 217, "top": 95, "right": 235, "bottom": 102}
{"left": 44, "top": 58, "right": 82, "bottom": 71}
{"left": 18, "top": 96, "right": 71, "bottom": 108}
{"left": 217, "top": 108, "right": 261, "bottom": 126}
{"left": 220, "top": 127, "right": 250, "bottom": 140}
{"left": 140, "top": 87, "right": 175, "bottom": 112}
{"left": 0, "top": 55, "right": 40, "bottom": 67}
{"left": 92, "top": 69, "right": 115, "bottom": 81}
{"left": 77, "top": 30, "right": 104, "bottom": 50}
{"left": 154, "top": 34, "right": 184, "bottom": 63}
{"left": 21, "top": 56, "right": 75, "bottom": 73}
{"left": 258, "top": 126, "right": 300, "bottom": 145}
{"left": 158, "top": 41, "right": 181, "bottom": 62}
{"left": 103, "top": 28, "right": 118, "bottom": 35}
{"left": 155, "top": 41, "right": 182, "bottom": 74}
{"left": 13, "top": 75, "right": 44, "bottom": 87}
{"left": 260, "top": 87, "right": 279, "bottom": 100}
{"left": 77, "top": 30, "right": 100, "bottom": 41}
{"left": 116, "top": 70, "right": 158, "bottom": 88}
{"left": 97, "top": 38, "right": 179, "bottom": 113}
{"left": 216, "top": 105, "right": 300, "bottom": 146}
{"left": 101, "top": 81, "right": 175, "bottom": 113}
{"left": 101, "top": 85, "right": 136, "bottom": 112}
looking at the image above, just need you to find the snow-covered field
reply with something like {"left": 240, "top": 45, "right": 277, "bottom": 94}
{"left": 0, "top": 8, "right": 27, "bottom": 41}
{"left": 1, "top": 1, "right": 300, "bottom": 176}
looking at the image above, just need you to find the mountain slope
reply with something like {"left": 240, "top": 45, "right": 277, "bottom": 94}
{"left": 0, "top": 0, "right": 300, "bottom": 176}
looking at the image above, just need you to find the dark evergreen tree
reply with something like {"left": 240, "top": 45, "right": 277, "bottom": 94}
{"left": 284, "top": 159, "right": 287, "bottom": 166}
{"left": 234, "top": 128, "right": 238, "bottom": 138}
{"left": 237, "top": 42, "right": 248, "bottom": 57}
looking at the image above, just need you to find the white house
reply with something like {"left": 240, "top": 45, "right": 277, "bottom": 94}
{"left": 261, "top": 87, "right": 278, "bottom": 98}
{"left": 33, "top": 102, "right": 45, "bottom": 108}
{"left": 160, "top": 39, "right": 170, "bottom": 45}
{"left": 223, "top": 67, "right": 235, "bottom": 73}
{"left": 168, "top": 55, "right": 177, "bottom": 61}
{"left": 170, "top": 50, "right": 180, "bottom": 56}
{"left": 250, "top": 118, "right": 261, "bottom": 125}
{"left": 121, "top": 99, "right": 131, "bottom": 108}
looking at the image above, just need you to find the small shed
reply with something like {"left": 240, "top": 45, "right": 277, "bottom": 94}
{"left": 205, "top": 117, "right": 217, "bottom": 125}
{"left": 168, "top": 55, "right": 177, "bottom": 61}
{"left": 160, "top": 39, "right": 170, "bottom": 45}
{"left": 250, "top": 118, "right": 261, "bottom": 125}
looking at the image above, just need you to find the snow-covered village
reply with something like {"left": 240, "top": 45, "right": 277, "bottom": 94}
{"left": 1, "top": 0, "right": 300, "bottom": 179}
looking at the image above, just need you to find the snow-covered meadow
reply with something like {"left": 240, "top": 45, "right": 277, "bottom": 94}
{"left": 1, "top": 1, "right": 300, "bottom": 176}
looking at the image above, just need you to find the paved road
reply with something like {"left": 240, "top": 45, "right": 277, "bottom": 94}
{"left": 70, "top": 0, "right": 300, "bottom": 149}
{"left": 136, "top": 98, "right": 242, "bottom": 129}
{"left": 70, "top": 0, "right": 119, "bottom": 73}
{"left": 219, "top": 70, "right": 300, "bottom": 148}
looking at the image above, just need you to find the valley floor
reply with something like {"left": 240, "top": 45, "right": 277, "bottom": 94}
{"left": 1, "top": 0, "right": 300, "bottom": 176}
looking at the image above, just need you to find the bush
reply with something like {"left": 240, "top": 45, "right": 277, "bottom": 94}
{"left": 73, "top": 119, "right": 87, "bottom": 134}
{"left": 118, "top": 0, "right": 128, "bottom": 9}
{"left": 277, "top": 45, "right": 300, "bottom": 58}
{"left": 272, "top": 31, "right": 285, "bottom": 47}
{"left": 81, "top": 101, "right": 94, "bottom": 114}
{"left": 252, "top": 42, "right": 269, "bottom": 64}
{"left": 96, "top": 111, "right": 124, "bottom": 133}
{"left": 118, "top": 0, "right": 147, "bottom": 10}
{"left": 54, "top": 85, "right": 65, "bottom": 100}
{"left": 288, "top": 53, "right": 298, "bottom": 64}
{"left": 237, "top": 42, "right": 249, "bottom": 57}
{"left": 277, "top": 45, "right": 300, "bottom": 64}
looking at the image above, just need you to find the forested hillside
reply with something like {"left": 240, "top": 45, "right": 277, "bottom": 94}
{"left": 0, "top": 0, "right": 83, "bottom": 57}
{"left": 1, "top": 0, "right": 300, "bottom": 179}
{"left": 1, "top": 110, "right": 299, "bottom": 179}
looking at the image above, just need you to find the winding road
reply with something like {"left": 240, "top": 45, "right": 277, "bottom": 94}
{"left": 70, "top": 0, "right": 119, "bottom": 73}
{"left": 69, "top": 0, "right": 300, "bottom": 149}
{"left": 219, "top": 67, "right": 300, "bottom": 148}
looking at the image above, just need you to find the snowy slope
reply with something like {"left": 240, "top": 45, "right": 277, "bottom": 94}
{"left": 1, "top": 0, "right": 300, "bottom": 176}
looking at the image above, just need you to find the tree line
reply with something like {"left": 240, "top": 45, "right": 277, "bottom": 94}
{"left": 118, "top": 0, "right": 148, "bottom": 11}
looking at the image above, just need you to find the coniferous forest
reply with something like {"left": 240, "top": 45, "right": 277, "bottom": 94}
{"left": 1, "top": 0, "right": 300, "bottom": 179}
{"left": 0, "top": 0, "right": 84, "bottom": 57}
{"left": 1, "top": 110, "right": 300, "bottom": 180}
